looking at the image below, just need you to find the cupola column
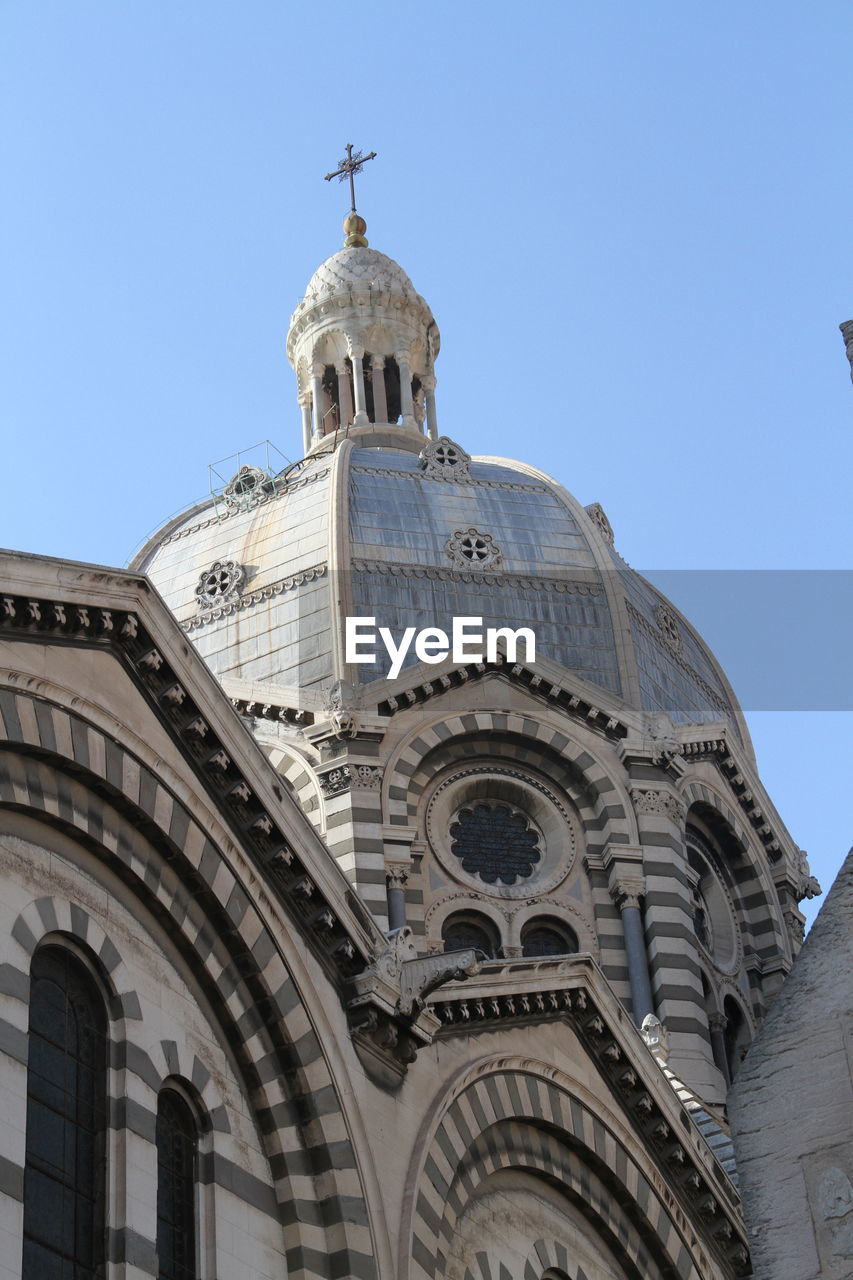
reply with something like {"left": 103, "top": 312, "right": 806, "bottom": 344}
{"left": 396, "top": 350, "right": 415, "bottom": 428}
{"left": 422, "top": 372, "right": 438, "bottom": 439}
{"left": 336, "top": 361, "right": 354, "bottom": 429}
{"left": 310, "top": 364, "right": 326, "bottom": 440}
{"left": 349, "top": 345, "right": 369, "bottom": 425}
{"left": 299, "top": 395, "right": 312, "bottom": 454}
{"left": 371, "top": 355, "right": 388, "bottom": 423}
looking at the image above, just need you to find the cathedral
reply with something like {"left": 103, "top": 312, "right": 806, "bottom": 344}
{"left": 0, "top": 156, "right": 847, "bottom": 1280}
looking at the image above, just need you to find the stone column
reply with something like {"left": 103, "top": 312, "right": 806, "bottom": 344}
{"left": 709, "top": 1012, "right": 732, "bottom": 1086}
{"left": 396, "top": 350, "right": 415, "bottom": 428}
{"left": 311, "top": 364, "right": 325, "bottom": 440}
{"left": 349, "top": 346, "right": 369, "bottom": 425}
{"left": 300, "top": 396, "right": 312, "bottom": 455}
{"left": 422, "top": 372, "right": 438, "bottom": 439}
{"left": 610, "top": 876, "right": 655, "bottom": 1024}
{"left": 371, "top": 355, "right": 388, "bottom": 423}
{"left": 386, "top": 864, "right": 410, "bottom": 932}
{"left": 631, "top": 785, "right": 721, "bottom": 1099}
{"left": 336, "top": 361, "right": 354, "bottom": 429}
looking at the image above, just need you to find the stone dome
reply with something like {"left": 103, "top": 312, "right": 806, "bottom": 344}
{"left": 132, "top": 425, "right": 753, "bottom": 753}
{"left": 301, "top": 245, "right": 419, "bottom": 302}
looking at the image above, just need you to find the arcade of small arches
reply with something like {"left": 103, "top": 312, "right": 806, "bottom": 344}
{"left": 296, "top": 330, "right": 438, "bottom": 449}
{"left": 381, "top": 723, "right": 771, "bottom": 1087}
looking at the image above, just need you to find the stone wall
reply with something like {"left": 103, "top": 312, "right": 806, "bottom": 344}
{"left": 730, "top": 848, "right": 853, "bottom": 1280}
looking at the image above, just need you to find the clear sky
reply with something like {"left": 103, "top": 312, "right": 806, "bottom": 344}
{"left": 1, "top": 2, "right": 850, "bottom": 926}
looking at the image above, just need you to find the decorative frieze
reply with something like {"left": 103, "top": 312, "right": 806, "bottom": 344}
{"left": 350, "top": 558, "right": 601, "bottom": 595}
{"left": 351, "top": 462, "right": 549, "bottom": 493}
{"left": 631, "top": 788, "right": 686, "bottom": 825}
{"left": 185, "top": 564, "right": 327, "bottom": 630}
{"left": 318, "top": 763, "right": 384, "bottom": 796}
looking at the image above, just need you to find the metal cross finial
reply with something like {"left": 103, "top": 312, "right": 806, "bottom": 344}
{"left": 324, "top": 143, "right": 377, "bottom": 213}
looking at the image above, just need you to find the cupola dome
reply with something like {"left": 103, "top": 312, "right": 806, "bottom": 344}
{"left": 286, "top": 216, "right": 440, "bottom": 452}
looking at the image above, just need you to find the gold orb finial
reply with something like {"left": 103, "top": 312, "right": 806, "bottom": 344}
{"left": 343, "top": 212, "right": 368, "bottom": 248}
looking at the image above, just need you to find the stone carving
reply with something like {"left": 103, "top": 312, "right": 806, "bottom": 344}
{"left": 640, "top": 1014, "right": 670, "bottom": 1065}
{"left": 631, "top": 788, "right": 685, "bottom": 825}
{"left": 194, "top": 560, "right": 245, "bottom": 609}
{"left": 795, "top": 848, "right": 822, "bottom": 901}
{"left": 445, "top": 528, "right": 502, "bottom": 570}
{"left": 782, "top": 908, "right": 805, "bottom": 945}
{"left": 359, "top": 927, "right": 481, "bottom": 1018}
{"left": 655, "top": 602, "right": 684, "bottom": 654}
{"left": 648, "top": 711, "right": 682, "bottom": 768}
{"left": 398, "top": 947, "right": 481, "bottom": 1017}
{"left": 319, "top": 765, "right": 352, "bottom": 796}
{"left": 585, "top": 501, "right": 614, "bottom": 546}
{"left": 386, "top": 863, "right": 410, "bottom": 891}
{"left": 610, "top": 876, "right": 645, "bottom": 912}
{"left": 418, "top": 435, "right": 472, "bottom": 479}
{"left": 318, "top": 761, "right": 383, "bottom": 796}
{"left": 323, "top": 679, "right": 357, "bottom": 737}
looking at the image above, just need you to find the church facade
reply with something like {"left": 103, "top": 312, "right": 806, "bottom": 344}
{"left": 0, "top": 194, "right": 831, "bottom": 1279}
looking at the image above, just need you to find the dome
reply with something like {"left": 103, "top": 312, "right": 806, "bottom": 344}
{"left": 301, "top": 245, "right": 419, "bottom": 303}
{"left": 132, "top": 426, "right": 752, "bottom": 751}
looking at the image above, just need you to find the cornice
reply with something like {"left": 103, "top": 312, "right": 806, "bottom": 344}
{"left": 349, "top": 558, "right": 602, "bottom": 595}
{"left": 429, "top": 956, "right": 750, "bottom": 1276}
{"left": 373, "top": 653, "right": 629, "bottom": 742}
{"left": 350, "top": 463, "right": 550, "bottom": 493}
{"left": 679, "top": 729, "right": 799, "bottom": 870}
{"left": 0, "top": 580, "right": 377, "bottom": 989}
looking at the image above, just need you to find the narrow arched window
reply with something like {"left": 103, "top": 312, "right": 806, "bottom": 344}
{"left": 156, "top": 1089, "right": 198, "bottom": 1280}
{"left": 23, "top": 945, "right": 107, "bottom": 1280}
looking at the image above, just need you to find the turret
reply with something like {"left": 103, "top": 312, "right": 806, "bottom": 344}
{"left": 286, "top": 213, "right": 440, "bottom": 453}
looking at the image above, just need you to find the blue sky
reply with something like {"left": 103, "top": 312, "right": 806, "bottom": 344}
{"left": 1, "top": 2, "right": 850, "bottom": 925}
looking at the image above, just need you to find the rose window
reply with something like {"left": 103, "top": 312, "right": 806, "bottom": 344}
{"left": 195, "top": 560, "right": 245, "bottom": 608}
{"left": 419, "top": 435, "right": 472, "bottom": 479}
{"left": 223, "top": 465, "right": 274, "bottom": 510}
{"left": 449, "top": 802, "right": 541, "bottom": 885}
{"left": 445, "top": 527, "right": 502, "bottom": 569}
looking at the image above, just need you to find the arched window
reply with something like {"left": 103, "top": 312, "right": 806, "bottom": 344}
{"left": 156, "top": 1089, "right": 199, "bottom": 1280}
{"left": 723, "top": 996, "right": 751, "bottom": 1082}
{"left": 442, "top": 911, "right": 499, "bottom": 959}
{"left": 521, "top": 917, "right": 579, "bottom": 958}
{"left": 23, "top": 945, "right": 107, "bottom": 1280}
